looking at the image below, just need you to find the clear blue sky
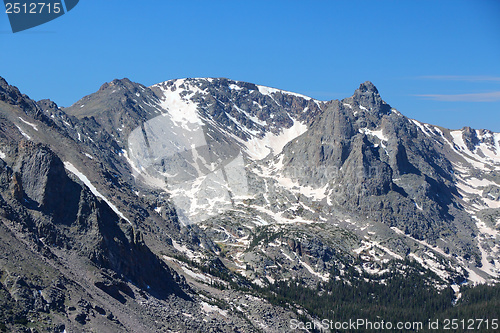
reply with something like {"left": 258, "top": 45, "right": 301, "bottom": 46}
{"left": 1, "top": 0, "right": 499, "bottom": 131}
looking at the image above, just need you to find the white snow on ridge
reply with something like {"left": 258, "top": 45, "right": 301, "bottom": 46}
{"left": 450, "top": 130, "right": 469, "bottom": 152}
{"left": 457, "top": 177, "right": 500, "bottom": 210}
{"left": 475, "top": 216, "right": 499, "bottom": 238}
{"left": 274, "top": 175, "right": 328, "bottom": 202}
{"left": 180, "top": 266, "right": 211, "bottom": 283}
{"left": 172, "top": 240, "right": 202, "bottom": 260}
{"left": 446, "top": 131, "right": 486, "bottom": 169}
{"left": 229, "top": 83, "right": 243, "bottom": 91}
{"left": 478, "top": 243, "right": 499, "bottom": 278}
{"left": 392, "top": 227, "right": 451, "bottom": 259}
{"left": 475, "top": 131, "right": 500, "bottom": 164}
{"left": 63, "top": 162, "right": 132, "bottom": 225}
{"left": 359, "top": 128, "right": 388, "bottom": 142}
{"left": 449, "top": 129, "right": 500, "bottom": 169}
{"left": 154, "top": 80, "right": 205, "bottom": 131}
{"left": 233, "top": 104, "right": 267, "bottom": 127}
{"left": 0, "top": 150, "right": 5, "bottom": 159}
{"left": 410, "top": 119, "right": 431, "bottom": 137}
{"left": 150, "top": 79, "right": 311, "bottom": 161}
{"left": 408, "top": 253, "right": 451, "bottom": 282}
{"left": 257, "top": 85, "right": 281, "bottom": 96}
{"left": 15, "top": 125, "right": 31, "bottom": 140}
{"left": 455, "top": 180, "right": 483, "bottom": 198}
{"left": 466, "top": 269, "right": 488, "bottom": 284}
{"left": 18, "top": 117, "right": 38, "bottom": 131}
{"left": 299, "top": 258, "right": 330, "bottom": 281}
{"left": 200, "top": 301, "right": 228, "bottom": 317}
{"left": 353, "top": 239, "right": 403, "bottom": 261}
{"left": 249, "top": 204, "right": 318, "bottom": 225}
{"left": 467, "top": 177, "right": 498, "bottom": 187}
{"left": 256, "top": 85, "right": 315, "bottom": 100}
{"left": 243, "top": 119, "right": 308, "bottom": 160}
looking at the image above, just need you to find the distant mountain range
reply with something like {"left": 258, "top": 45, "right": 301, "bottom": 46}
{"left": 0, "top": 76, "right": 499, "bottom": 332}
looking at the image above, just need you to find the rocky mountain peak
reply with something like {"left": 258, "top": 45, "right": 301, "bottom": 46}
{"left": 356, "top": 81, "right": 379, "bottom": 95}
{"left": 352, "top": 81, "right": 381, "bottom": 107}
{"left": 0, "top": 76, "right": 26, "bottom": 105}
{"left": 344, "top": 80, "right": 391, "bottom": 115}
{"left": 37, "top": 99, "right": 59, "bottom": 111}
{"left": 0, "top": 76, "right": 44, "bottom": 121}
{"left": 0, "top": 76, "right": 9, "bottom": 89}
{"left": 65, "top": 77, "right": 160, "bottom": 129}
{"left": 461, "top": 126, "right": 481, "bottom": 151}
{"left": 98, "top": 78, "right": 135, "bottom": 92}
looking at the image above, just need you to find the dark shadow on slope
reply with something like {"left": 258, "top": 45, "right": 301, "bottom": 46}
{"left": 5, "top": 141, "right": 191, "bottom": 302}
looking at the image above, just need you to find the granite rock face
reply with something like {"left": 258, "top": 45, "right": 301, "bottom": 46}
{"left": 278, "top": 82, "right": 475, "bottom": 257}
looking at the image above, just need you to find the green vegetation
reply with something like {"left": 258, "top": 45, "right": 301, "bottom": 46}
{"left": 247, "top": 226, "right": 282, "bottom": 250}
{"left": 253, "top": 259, "right": 500, "bottom": 332}
{"left": 441, "top": 284, "right": 500, "bottom": 319}
{"left": 172, "top": 251, "right": 499, "bottom": 332}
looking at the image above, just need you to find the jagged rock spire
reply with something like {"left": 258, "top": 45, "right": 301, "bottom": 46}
{"left": 348, "top": 81, "right": 391, "bottom": 114}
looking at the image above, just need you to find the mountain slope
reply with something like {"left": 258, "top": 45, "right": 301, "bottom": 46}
{"left": 1, "top": 77, "right": 305, "bottom": 332}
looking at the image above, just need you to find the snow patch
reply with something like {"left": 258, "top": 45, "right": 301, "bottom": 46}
{"left": 15, "top": 125, "right": 31, "bottom": 140}
{"left": 299, "top": 258, "right": 330, "bottom": 281}
{"left": 451, "top": 284, "right": 462, "bottom": 302}
{"left": 233, "top": 104, "right": 267, "bottom": 127}
{"left": 181, "top": 266, "right": 211, "bottom": 282}
{"left": 408, "top": 253, "right": 450, "bottom": 281}
{"left": 18, "top": 117, "right": 38, "bottom": 131}
{"left": 256, "top": 85, "right": 313, "bottom": 100}
{"left": 200, "top": 301, "right": 228, "bottom": 317}
{"left": 391, "top": 227, "right": 451, "bottom": 258}
{"left": 353, "top": 239, "right": 403, "bottom": 260}
{"left": 243, "top": 119, "right": 307, "bottom": 160}
{"left": 448, "top": 129, "right": 500, "bottom": 170}
{"left": 63, "top": 162, "right": 132, "bottom": 225}
{"left": 359, "top": 128, "right": 388, "bottom": 142}
{"left": 229, "top": 83, "right": 243, "bottom": 91}
{"left": 410, "top": 119, "right": 431, "bottom": 137}
{"left": 464, "top": 267, "right": 487, "bottom": 285}
{"left": 172, "top": 240, "right": 199, "bottom": 260}
{"left": 154, "top": 80, "right": 204, "bottom": 132}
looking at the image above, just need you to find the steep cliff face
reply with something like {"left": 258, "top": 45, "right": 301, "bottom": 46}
{"left": 0, "top": 141, "right": 188, "bottom": 331}
{"left": 277, "top": 82, "right": 475, "bottom": 257}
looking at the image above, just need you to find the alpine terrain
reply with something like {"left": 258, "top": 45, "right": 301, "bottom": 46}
{"left": 0, "top": 76, "right": 499, "bottom": 332}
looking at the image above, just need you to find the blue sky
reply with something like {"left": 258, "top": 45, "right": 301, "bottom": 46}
{"left": 1, "top": 0, "right": 499, "bottom": 131}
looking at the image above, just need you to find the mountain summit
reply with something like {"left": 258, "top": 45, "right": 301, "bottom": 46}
{"left": 345, "top": 80, "right": 391, "bottom": 114}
